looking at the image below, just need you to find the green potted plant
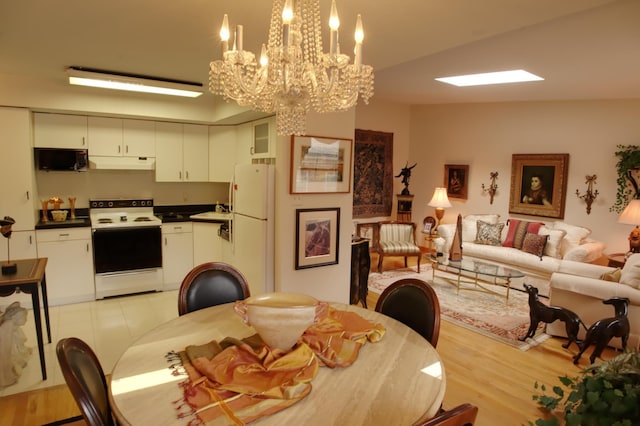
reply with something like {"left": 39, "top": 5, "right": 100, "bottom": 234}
{"left": 530, "top": 349, "right": 640, "bottom": 426}
{"left": 611, "top": 145, "right": 640, "bottom": 214}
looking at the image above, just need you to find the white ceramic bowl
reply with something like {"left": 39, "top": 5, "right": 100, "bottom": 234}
{"left": 51, "top": 210, "right": 68, "bottom": 222}
{"left": 234, "top": 292, "right": 319, "bottom": 350}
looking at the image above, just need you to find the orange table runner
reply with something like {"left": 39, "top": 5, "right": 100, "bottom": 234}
{"left": 169, "top": 307, "right": 385, "bottom": 425}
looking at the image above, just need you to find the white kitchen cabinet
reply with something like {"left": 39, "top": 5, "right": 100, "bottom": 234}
{"left": 0, "top": 108, "right": 37, "bottom": 231}
{"left": 88, "top": 117, "right": 155, "bottom": 157}
{"left": 183, "top": 124, "right": 209, "bottom": 181}
{"left": 0, "top": 231, "right": 36, "bottom": 262}
{"left": 33, "top": 113, "right": 87, "bottom": 148}
{"left": 209, "top": 126, "right": 236, "bottom": 182}
{"left": 156, "top": 122, "right": 208, "bottom": 182}
{"left": 251, "top": 117, "right": 276, "bottom": 159}
{"left": 235, "top": 122, "right": 253, "bottom": 165}
{"left": 192, "top": 222, "right": 223, "bottom": 266}
{"left": 162, "top": 222, "right": 193, "bottom": 290}
{"left": 36, "top": 228, "right": 95, "bottom": 305}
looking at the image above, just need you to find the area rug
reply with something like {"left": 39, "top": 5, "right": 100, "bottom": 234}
{"left": 368, "top": 266, "right": 549, "bottom": 351}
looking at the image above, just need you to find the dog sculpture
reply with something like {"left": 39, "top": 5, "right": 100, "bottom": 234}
{"left": 573, "top": 297, "right": 630, "bottom": 365}
{"left": 519, "top": 284, "right": 586, "bottom": 349}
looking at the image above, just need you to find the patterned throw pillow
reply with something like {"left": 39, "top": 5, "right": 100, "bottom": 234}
{"left": 502, "top": 219, "right": 544, "bottom": 249}
{"left": 521, "top": 233, "right": 548, "bottom": 259}
{"left": 474, "top": 220, "right": 504, "bottom": 246}
{"left": 600, "top": 268, "right": 622, "bottom": 283}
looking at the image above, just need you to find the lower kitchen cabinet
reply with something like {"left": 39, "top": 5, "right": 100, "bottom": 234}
{"left": 162, "top": 222, "right": 194, "bottom": 290}
{"left": 193, "top": 222, "right": 223, "bottom": 266}
{"left": 1, "top": 230, "right": 37, "bottom": 261}
{"left": 36, "top": 228, "right": 95, "bottom": 306}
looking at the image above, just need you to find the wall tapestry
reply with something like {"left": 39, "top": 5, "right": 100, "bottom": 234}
{"left": 353, "top": 129, "right": 394, "bottom": 218}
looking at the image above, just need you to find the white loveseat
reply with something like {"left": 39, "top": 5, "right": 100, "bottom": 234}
{"left": 434, "top": 214, "right": 606, "bottom": 297}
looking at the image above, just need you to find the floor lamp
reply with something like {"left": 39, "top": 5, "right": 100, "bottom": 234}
{"left": 428, "top": 187, "right": 452, "bottom": 230}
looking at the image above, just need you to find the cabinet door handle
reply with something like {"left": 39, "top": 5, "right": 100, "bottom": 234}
{"left": 186, "top": 171, "right": 189, "bottom": 180}
{"left": 82, "top": 137, "right": 86, "bottom": 146}
{"left": 250, "top": 147, "right": 254, "bottom": 155}
{"left": 165, "top": 237, "right": 168, "bottom": 245}
{"left": 118, "top": 145, "right": 121, "bottom": 154}
{"left": 29, "top": 235, "right": 33, "bottom": 244}
{"left": 86, "top": 243, "right": 89, "bottom": 252}
{"left": 179, "top": 171, "right": 182, "bottom": 180}
{"left": 59, "top": 233, "right": 70, "bottom": 237}
{"left": 125, "top": 145, "right": 129, "bottom": 154}
{"left": 26, "top": 191, "right": 30, "bottom": 200}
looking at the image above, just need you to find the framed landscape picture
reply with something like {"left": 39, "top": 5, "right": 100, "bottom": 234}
{"left": 290, "top": 135, "right": 352, "bottom": 194}
{"left": 444, "top": 164, "right": 469, "bottom": 199}
{"left": 509, "top": 153, "right": 569, "bottom": 219}
{"left": 295, "top": 207, "right": 340, "bottom": 269}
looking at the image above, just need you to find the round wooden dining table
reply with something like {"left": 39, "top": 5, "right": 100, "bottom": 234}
{"left": 109, "top": 302, "right": 446, "bottom": 425}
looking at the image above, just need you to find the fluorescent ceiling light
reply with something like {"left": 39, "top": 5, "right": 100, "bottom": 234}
{"left": 435, "top": 69, "right": 544, "bottom": 87}
{"left": 67, "top": 66, "right": 203, "bottom": 98}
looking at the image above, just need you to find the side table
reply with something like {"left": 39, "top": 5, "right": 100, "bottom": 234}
{"left": 607, "top": 252, "right": 628, "bottom": 268}
{"left": 0, "top": 258, "right": 51, "bottom": 380}
{"left": 351, "top": 238, "right": 370, "bottom": 308}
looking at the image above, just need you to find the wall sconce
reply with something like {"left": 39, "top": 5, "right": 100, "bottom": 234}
{"left": 575, "top": 174, "right": 599, "bottom": 214}
{"left": 428, "top": 187, "right": 452, "bottom": 229}
{"left": 481, "top": 171, "right": 499, "bottom": 204}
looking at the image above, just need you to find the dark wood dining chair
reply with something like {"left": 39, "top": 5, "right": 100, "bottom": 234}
{"left": 375, "top": 278, "right": 441, "bottom": 347}
{"left": 415, "top": 403, "right": 478, "bottom": 426}
{"left": 56, "top": 337, "right": 116, "bottom": 426}
{"left": 178, "top": 261, "right": 250, "bottom": 316}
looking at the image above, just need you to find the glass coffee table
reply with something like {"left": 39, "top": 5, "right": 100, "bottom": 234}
{"left": 430, "top": 256, "right": 525, "bottom": 302}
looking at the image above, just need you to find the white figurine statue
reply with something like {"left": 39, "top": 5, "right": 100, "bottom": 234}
{"left": 0, "top": 302, "right": 32, "bottom": 387}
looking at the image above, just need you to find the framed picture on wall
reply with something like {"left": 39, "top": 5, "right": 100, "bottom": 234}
{"left": 444, "top": 164, "right": 469, "bottom": 199}
{"left": 508, "top": 153, "right": 569, "bottom": 219}
{"left": 295, "top": 207, "right": 340, "bottom": 269}
{"left": 290, "top": 135, "right": 352, "bottom": 194}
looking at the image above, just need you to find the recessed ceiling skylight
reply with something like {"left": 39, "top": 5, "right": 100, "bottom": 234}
{"left": 435, "top": 69, "right": 544, "bottom": 87}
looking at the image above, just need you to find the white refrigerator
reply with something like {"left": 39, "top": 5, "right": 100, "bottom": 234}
{"left": 229, "top": 163, "right": 275, "bottom": 296}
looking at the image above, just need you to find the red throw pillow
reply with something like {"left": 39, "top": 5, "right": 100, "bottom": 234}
{"left": 502, "top": 219, "right": 544, "bottom": 249}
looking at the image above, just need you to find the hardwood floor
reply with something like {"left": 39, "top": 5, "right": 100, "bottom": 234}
{"left": 0, "top": 254, "right": 617, "bottom": 426}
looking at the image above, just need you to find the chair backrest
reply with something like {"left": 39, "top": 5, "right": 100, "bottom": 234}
{"left": 416, "top": 403, "right": 479, "bottom": 426}
{"left": 56, "top": 337, "right": 115, "bottom": 426}
{"left": 375, "top": 278, "right": 441, "bottom": 347}
{"left": 178, "top": 262, "right": 250, "bottom": 316}
{"left": 378, "top": 221, "right": 416, "bottom": 243}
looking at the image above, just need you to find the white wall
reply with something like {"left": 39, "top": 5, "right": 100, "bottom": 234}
{"left": 407, "top": 99, "right": 640, "bottom": 254}
{"left": 274, "top": 110, "right": 356, "bottom": 304}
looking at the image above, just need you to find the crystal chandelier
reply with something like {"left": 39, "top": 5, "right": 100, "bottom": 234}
{"left": 209, "top": 0, "right": 374, "bottom": 136}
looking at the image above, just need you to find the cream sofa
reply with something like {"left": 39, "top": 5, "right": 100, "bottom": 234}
{"left": 547, "top": 256, "right": 640, "bottom": 349}
{"left": 434, "top": 214, "right": 606, "bottom": 297}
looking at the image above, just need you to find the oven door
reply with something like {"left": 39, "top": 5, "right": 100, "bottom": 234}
{"left": 92, "top": 226, "right": 162, "bottom": 274}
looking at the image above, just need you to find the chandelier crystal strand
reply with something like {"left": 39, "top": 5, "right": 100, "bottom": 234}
{"left": 209, "top": 0, "right": 374, "bottom": 135}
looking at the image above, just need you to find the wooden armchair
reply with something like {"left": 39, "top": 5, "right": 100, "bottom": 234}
{"left": 376, "top": 221, "right": 422, "bottom": 273}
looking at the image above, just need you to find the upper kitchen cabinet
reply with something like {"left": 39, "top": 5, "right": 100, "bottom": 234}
{"left": 209, "top": 126, "right": 236, "bottom": 182}
{"left": 34, "top": 113, "right": 87, "bottom": 148}
{"left": 234, "top": 117, "right": 276, "bottom": 165}
{"left": 156, "top": 122, "right": 208, "bottom": 182}
{"left": 251, "top": 117, "right": 276, "bottom": 159}
{"left": 88, "top": 117, "right": 155, "bottom": 157}
{"left": 0, "top": 107, "right": 37, "bottom": 231}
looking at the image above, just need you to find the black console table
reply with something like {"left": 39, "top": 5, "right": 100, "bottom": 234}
{"left": 351, "top": 238, "right": 370, "bottom": 308}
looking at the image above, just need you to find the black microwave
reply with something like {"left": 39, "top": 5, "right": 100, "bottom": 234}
{"left": 34, "top": 148, "right": 88, "bottom": 172}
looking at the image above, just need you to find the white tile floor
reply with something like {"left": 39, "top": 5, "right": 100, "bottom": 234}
{"left": 0, "top": 290, "right": 179, "bottom": 397}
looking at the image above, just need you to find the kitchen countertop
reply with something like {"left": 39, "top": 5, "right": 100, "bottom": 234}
{"left": 189, "top": 211, "right": 232, "bottom": 222}
{"left": 35, "top": 217, "right": 91, "bottom": 229}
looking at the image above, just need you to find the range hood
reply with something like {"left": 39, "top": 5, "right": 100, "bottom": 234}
{"left": 89, "top": 156, "right": 155, "bottom": 170}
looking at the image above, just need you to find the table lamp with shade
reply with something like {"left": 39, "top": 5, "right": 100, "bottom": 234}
{"left": 618, "top": 199, "right": 640, "bottom": 254}
{"left": 428, "top": 187, "right": 452, "bottom": 229}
